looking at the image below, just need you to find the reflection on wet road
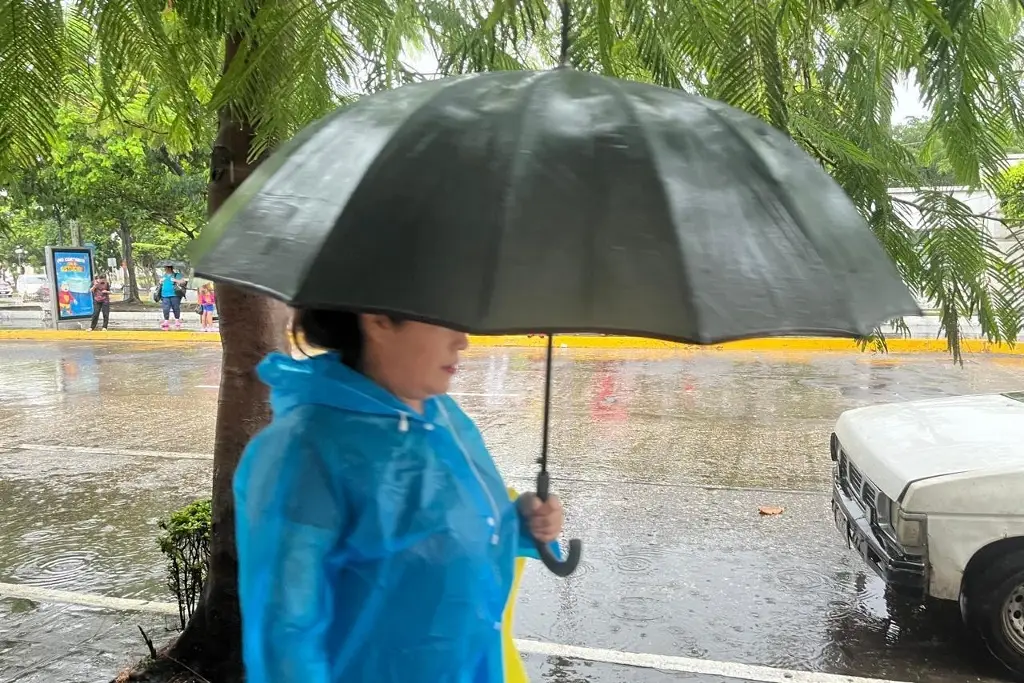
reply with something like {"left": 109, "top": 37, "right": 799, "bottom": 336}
{"left": 1, "top": 341, "right": 1022, "bottom": 682}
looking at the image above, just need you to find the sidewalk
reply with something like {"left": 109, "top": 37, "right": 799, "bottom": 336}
{"left": 3, "top": 303, "right": 1022, "bottom": 352}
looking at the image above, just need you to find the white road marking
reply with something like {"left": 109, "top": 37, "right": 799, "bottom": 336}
{"left": 16, "top": 444, "right": 212, "bottom": 460}
{"left": 516, "top": 640, "right": 902, "bottom": 683}
{"left": 195, "top": 384, "right": 220, "bottom": 389}
{"left": 0, "top": 582, "right": 909, "bottom": 683}
{"left": 0, "top": 582, "right": 178, "bottom": 616}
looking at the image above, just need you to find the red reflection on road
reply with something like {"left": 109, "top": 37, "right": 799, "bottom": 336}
{"left": 590, "top": 366, "right": 627, "bottom": 422}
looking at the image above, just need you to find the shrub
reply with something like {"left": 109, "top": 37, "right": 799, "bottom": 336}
{"left": 157, "top": 499, "right": 212, "bottom": 630}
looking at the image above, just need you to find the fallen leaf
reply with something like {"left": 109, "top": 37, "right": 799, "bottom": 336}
{"left": 758, "top": 506, "right": 784, "bottom": 516}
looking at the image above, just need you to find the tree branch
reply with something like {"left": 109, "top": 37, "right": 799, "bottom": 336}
{"left": 149, "top": 212, "right": 198, "bottom": 239}
{"left": 890, "top": 195, "right": 1024, "bottom": 257}
{"left": 890, "top": 194, "right": 1020, "bottom": 227}
{"left": 153, "top": 145, "right": 186, "bottom": 177}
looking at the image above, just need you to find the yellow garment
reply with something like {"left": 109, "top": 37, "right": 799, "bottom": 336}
{"left": 502, "top": 489, "right": 529, "bottom": 683}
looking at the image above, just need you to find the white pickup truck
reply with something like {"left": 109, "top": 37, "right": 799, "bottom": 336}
{"left": 831, "top": 391, "right": 1024, "bottom": 679}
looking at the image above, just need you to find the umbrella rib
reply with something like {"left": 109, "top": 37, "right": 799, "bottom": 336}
{"left": 490, "top": 72, "right": 551, "bottom": 329}
{"left": 693, "top": 100, "right": 855, "bottom": 330}
{"left": 605, "top": 78, "right": 703, "bottom": 340}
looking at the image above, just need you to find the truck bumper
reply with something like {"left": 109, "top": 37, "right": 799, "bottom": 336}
{"left": 832, "top": 481, "right": 927, "bottom": 598}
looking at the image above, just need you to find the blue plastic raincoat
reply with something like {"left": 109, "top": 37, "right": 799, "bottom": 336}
{"left": 235, "top": 351, "right": 548, "bottom": 683}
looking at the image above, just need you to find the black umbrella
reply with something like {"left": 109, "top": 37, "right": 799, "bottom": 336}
{"left": 154, "top": 259, "right": 188, "bottom": 270}
{"left": 194, "top": 37, "right": 920, "bottom": 579}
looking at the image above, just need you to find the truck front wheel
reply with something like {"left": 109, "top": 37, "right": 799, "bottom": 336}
{"left": 963, "top": 549, "right": 1024, "bottom": 680}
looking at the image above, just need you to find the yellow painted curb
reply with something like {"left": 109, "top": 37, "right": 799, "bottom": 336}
{"left": 1, "top": 328, "right": 1020, "bottom": 354}
{"left": 0, "top": 329, "right": 213, "bottom": 343}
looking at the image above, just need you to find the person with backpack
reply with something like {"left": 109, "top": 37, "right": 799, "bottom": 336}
{"left": 157, "top": 265, "right": 187, "bottom": 330}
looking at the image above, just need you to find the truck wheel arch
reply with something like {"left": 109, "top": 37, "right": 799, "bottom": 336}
{"left": 962, "top": 536, "right": 1024, "bottom": 599}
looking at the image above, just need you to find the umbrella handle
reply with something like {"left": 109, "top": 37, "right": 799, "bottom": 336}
{"left": 536, "top": 536, "right": 583, "bottom": 577}
{"left": 533, "top": 470, "right": 582, "bottom": 576}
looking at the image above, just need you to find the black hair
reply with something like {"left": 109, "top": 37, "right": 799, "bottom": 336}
{"left": 296, "top": 309, "right": 406, "bottom": 370}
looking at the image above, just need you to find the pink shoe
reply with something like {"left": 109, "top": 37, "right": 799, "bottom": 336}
{"left": 174, "top": 320, "right": 182, "bottom": 330}
{"left": 160, "top": 320, "right": 170, "bottom": 330}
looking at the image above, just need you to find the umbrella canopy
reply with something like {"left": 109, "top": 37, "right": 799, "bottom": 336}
{"left": 154, "top": 259, "right": 189, "bottom": 271}
{"left": 194, "top": 68, "right": 920, "bottom": 343}
{"left": 194, "top": 68, "right": 922, "bottom": 578}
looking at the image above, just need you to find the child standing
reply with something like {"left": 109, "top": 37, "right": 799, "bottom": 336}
{"left": 198, "top": 283, "right": 217, "bottom": 332}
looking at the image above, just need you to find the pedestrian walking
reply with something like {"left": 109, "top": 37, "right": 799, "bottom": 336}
{"left": 198, "top": 283, "right": 216, "bottom": 332}
{"left": 89, "top": 274, "right": 111, "bottom": 331}
{"left": 234, "top": 310, "right": 565, "bottom": 683}
{"left": 158, "top": 265, "right": 186, "bottom": 330}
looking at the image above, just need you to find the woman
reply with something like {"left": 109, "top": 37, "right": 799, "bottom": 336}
{"left": 158, "top": 265, "right": 185, "bottom": 330}
{"left": 88, "top": 274, "right": 111, "bottom": 331}
{"left": 234, "top": 309, "right": 564, "bottom": 683}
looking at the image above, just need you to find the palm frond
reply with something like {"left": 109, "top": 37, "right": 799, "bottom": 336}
{"left": 0, "top": 0, "right": 68, "bottom": 171}
{"left": 911, "top": 189, "right": 1014, "bottom": 362}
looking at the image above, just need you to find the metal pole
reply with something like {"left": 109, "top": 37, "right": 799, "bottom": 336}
{"left": 43, "top": 247, "right": 59, "bottom": 330}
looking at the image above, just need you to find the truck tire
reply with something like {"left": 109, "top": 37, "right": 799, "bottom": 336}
{"left": 962, "top": 549, "right": 1024, "bottom": 680}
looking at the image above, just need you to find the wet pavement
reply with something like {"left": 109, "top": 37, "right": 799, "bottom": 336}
{"left": 1, "top": 341, "right": 1023, "bottom": 682}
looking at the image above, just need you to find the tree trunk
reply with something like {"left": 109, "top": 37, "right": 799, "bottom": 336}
{"left": 163, "top": 31, "right": 288, "bottom": 681}
{"left": 54, "top": 209, "right": 65, "bottom": 245}
{"left": 118, "top": 220, "right": 141, "bottom": 302}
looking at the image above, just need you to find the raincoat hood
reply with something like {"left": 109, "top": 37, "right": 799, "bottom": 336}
{"left": 258, "top": 351, "right": 425, "bottom": 421}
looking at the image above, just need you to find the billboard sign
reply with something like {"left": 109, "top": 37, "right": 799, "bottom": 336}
{"left": 46, "top": 247, "right": 95, "bottom": 321}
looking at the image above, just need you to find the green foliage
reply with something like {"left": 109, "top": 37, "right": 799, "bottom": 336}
{"left": 157, "top": 498, "right": 212, "bottom": 630}
{"left": 0, "top": 210, "right": 54, "bottom": 270}
{"left": 0, "top": 94, "right": 207, "bottom": 295}
{"left": 992, "top": 163, "right": 1024, "bottom": 333}
{"left": 995, "top": 164, "right": 1024, "bottom": 221}
{"left": 52, "top": 102, "right": 207, "bottom": 240}
{"left": 890, "top": 117, "right": 958, "bottom": 187}
{"left": 913, "top": 191, "right": 1019, "bottom": 361}
{"left": 2, "top": 0, "right": 1024, "bottom": 358}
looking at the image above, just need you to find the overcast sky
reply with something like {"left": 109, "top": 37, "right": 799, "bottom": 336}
{"left": 893, "top": 77, "right": 929, "bottom": 122}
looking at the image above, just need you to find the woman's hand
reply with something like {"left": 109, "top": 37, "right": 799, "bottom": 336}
{"left": 518, "top": 493, "right": 564, "bottom": 543}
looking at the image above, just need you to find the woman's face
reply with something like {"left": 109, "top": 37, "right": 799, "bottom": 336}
{"left": 361, "top": 314, "right": 469, "bottom": 400}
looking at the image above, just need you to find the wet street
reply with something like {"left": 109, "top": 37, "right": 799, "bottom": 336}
{"left": 2, "top": 340, "right": 1023, "bottom": 682}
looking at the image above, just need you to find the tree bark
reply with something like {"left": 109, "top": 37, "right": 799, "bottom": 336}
{"left": 163, "top": 30, "right": 288, "bottom": 681}
{"left": 117, "top": 220, "right": 141, "bottom": 302}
